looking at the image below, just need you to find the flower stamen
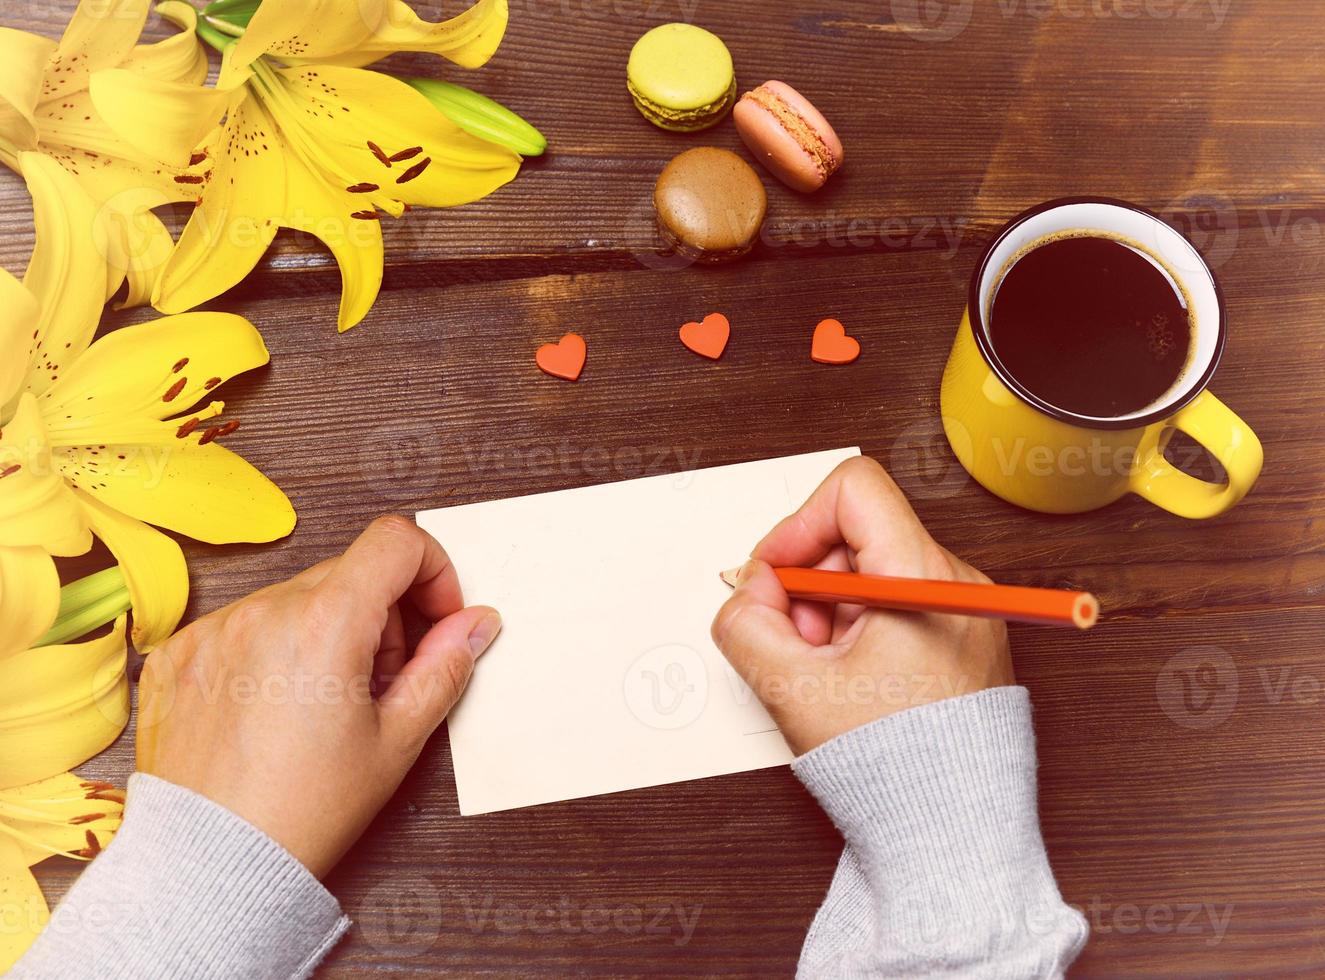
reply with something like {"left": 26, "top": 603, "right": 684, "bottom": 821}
{"left": 396, "top": 158, "right": 431, "bottom": 184}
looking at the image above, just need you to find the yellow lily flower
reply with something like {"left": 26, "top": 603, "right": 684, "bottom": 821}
{"left": 0, "top": 619, "right": 130, "bottom": 791}
{"left": 0, "top": 0, "right": 220, "bottom": 307}
{"left": 91, "top": 0, "right": 523, "bottom": 331}
{"left": 1, "top": 151, "right": 296, "bottom": 651}
{"left": 0, "top": 771, "right": 125, "bottom": 971}
{"left": 225, "top": 0, "right": 511, "bottom": 72}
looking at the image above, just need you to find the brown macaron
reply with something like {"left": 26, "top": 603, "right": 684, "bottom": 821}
{"left": 653, "top": 147, "right": 767, "bottom": 263}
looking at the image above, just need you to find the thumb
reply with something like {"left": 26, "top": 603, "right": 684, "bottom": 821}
{"left": 378, "top": 605, "right": 502, "bottom": 745}
{"left": 711, "top": 560, "right": 813, "bottom": 686}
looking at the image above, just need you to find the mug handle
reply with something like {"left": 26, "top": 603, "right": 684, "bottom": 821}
{"left": 1129, "top": 391, "right": 1264, "bottom": 519}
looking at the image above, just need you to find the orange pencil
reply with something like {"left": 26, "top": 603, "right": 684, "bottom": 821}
{"left": 719, "top": 566, "right": 1099, "bottom": 630}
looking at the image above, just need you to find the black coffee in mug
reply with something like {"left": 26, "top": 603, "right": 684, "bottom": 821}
{"left": 989, "top": 232, "right": 1193, "bottom": 418}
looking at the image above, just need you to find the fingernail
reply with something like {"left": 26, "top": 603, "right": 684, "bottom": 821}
{"left": 468, "top": 612, "right": 502, "bottom": 658}
{"left": 735, "top": 560, "right": 758, "bottom": 586}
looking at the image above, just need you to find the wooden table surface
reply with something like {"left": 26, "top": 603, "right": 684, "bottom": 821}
{"left": 14, "top": 0, "right": 1325, "bottom": 975}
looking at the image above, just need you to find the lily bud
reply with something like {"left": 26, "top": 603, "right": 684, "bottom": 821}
{"left": 405, "top": 78, "right": 547, "bottom": 157}
{"left": 202, "top": 0, "right": 261, "bottom": 30}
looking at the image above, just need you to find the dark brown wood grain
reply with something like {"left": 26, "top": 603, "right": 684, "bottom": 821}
{"left": 15, "top": 0, "right": 1325, "bottom": 975}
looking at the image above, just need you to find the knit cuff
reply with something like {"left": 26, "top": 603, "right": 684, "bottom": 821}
{"left": 794, "top": 686, "right": 1038, "bottom": 853}
{"left": 16, "top": 774, "right": 349, "bottom": 980}
{"left": 793, "top": 686, "right": 1085, "bottom": 962}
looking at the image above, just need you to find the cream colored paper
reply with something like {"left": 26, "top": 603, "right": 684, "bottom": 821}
{"left": 416, "top": 447, "right": 860, "bottom": 815}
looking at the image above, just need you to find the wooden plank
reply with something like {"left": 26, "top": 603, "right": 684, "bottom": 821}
{"left": 81, "top": 224, "right": 1320, "bottom": 622}
{"left": 5, "top": 2, "right": 1325, "bottom": 282}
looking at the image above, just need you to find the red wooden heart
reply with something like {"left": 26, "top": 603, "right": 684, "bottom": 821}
{"left": 536, "top": 332, "right": 586, "bottom": 381}
{"left": 811, "top": 318, "right": 860, "bottom": 365}
{"left": 679, "top": 312, "right": 731, "bottom": 360}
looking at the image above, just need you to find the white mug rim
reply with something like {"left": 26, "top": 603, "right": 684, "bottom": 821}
{"left": 967, "top": 196, "right": 1228, "bottom": 431}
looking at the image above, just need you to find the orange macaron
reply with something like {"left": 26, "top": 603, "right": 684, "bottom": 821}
{"left": 733, "top": 81, "right": 843, "bottom": 193}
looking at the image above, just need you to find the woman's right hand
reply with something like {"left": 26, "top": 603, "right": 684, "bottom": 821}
{"left": 711, "top": 456, "right": 1015, "bottom": 754}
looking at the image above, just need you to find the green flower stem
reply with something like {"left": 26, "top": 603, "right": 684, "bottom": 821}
{"left": 35, "top": 586, "right": 131, "bottom": 647}
{"left": 34, "top": 566, "right": 130, "bottom": 647}
{"left": 404, "top": 78, "right": 547, "bottom": 157}
{"left": 52, "top": 566, "right": 125, "bottom": 617}
{"left": 204, "top": 0, "right": 262, "bottom": 28}
{"left": 196, "top": 16, "right": 238, "bottom": 53}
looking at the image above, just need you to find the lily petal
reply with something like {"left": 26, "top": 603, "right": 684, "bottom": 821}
{"left": 0, "top": 547, "right": 61, "bottom": 660}
{"left": 0, "top": 269, "right": 39, "bottom": 412}
{"left": 0, "top": 395, "right": 90, "bottom": 557}
{"left": 42, "top": 0, "right": 150, "bottom": 103}
{"left": 91, "top": 68, "right": 232, "bottom": 169}
{"left": 154, "top": 94, "right": 283, "bottom": 317}
{"left": 17, "top": 152, "right": 109, "bottom": 396}
{"left": 234, "top": 0, "right": 508, "bottom": 71}
{"left": 230, "top": 0, "right": 392, "bottom": 74}
{"left": 36, "top": 132, "right": 202, "bottom": 307}
{"left": 58, "top": 440, "right": 296, "bottom": 544}
{"left": 281, "top": 146, "right": 384, "bottom": 332}
{"left": 0, "top": 840, "right": 46, "bottom": 973}
{"left": 321, "top": 0, "right": 510, "bottom": 69}
{"left": 279, "top": 64, "right": 520, "bottom": 210}
{"left": 0, "top": 617, "right": 129, "bottom": 790}
{"left": 123, "top": 1, "right": 209, "bottom": 86}
{"left": 39, "top": 310, "right": 270, "bottom": 426}
{"left": 0, "top": 28, "right": 57, "bottom": 152}
{"left": 108, "top": 207, "right": 180, "bottom": 310}
{"left": 77, "top": 491, "right": 187, "bottom": 652}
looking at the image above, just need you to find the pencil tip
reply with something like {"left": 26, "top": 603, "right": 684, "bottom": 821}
{"left": 719, "top": 566, "right": 742, "bottom": 587}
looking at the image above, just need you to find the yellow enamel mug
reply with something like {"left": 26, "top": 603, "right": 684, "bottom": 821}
{"left": 940, "top": 197, "right": 1263, "bottom": 518}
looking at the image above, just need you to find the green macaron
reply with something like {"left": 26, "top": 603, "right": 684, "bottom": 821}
{"left": 627, "top": 23, "right": 736, "bottom": 132}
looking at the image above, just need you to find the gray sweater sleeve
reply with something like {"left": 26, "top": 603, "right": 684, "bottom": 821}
{"left": 13, "top": 773, "right": 349, "bottom": 980}
{"left": 16, "top": 688, "right": 1081, "bottom": 979}
{"left": 792, "top": 685, "right": 1089, "bottom": 978}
